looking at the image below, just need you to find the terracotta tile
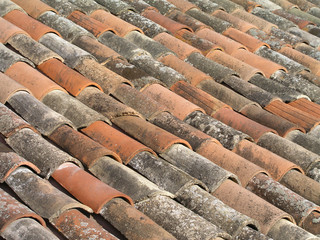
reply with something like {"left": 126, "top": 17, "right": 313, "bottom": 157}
{"left": 174, "top": 29, "right": 222, "bottom": 55}
{"left": 166, "top": 9, "right": 208, "bottom": 32}
{"left": 185, "top": 111, "right": 252, "bottom": 150}
{"left": 40, "top": 0, "right": 80, "bottom": 17}
{"left": 76, "top": 87, "right": 142, "bottom": 120}
{"left": 196, "top": 78, "right": 257, "bottom": 112}
{"left": 273, "top": 8, "right": 314, "bottom": 29}
{"left": 231, "top": 49, "right": 287, "bottom": 78}
{"left": 7, "top": 128, "right": 82, "bottom": 178}
{"left": 5, "top": 62, "right": 65, "bottom": 101}
{"left": 2, "top": 218, "right": 58, "bottom": 240}
{"left": 51, "top": 209, "right": 118, "bottom": 240}
{"left": 6, "top": 167, "right": 92, "bottom": 220}
{"left": 81, "top": 121, "right": 155, "bottom": 164}
{"left": 196, "top": 28, "right": 247, "bottom": 55}
{"left": 68, "top": 10, "right": 116, "bottom": 37}
{"left": 230, "top": 0, "right": 261, "bottom": 12}
{"left": 139, "top": 0, "right": 178, "bottom": 15}
{"left": 112, "top": 84, "right": 167, "bottom": 120}
{"left": 240, "top": 104, "right": 304, "bottom": 137}
{"left": 113, "top": 115, "right": 191, "bottom": 153}
{"left": 212, "top": 179, "right": 294, "bottom": 234}
{"left": 142, "top": 84, "right": 205, "bottom": 120}
{"left": 279, "top": 46, "right": 320, "bottom": 76}
{"left": 151, "top": 112, "right": 221, "bottom": 150}
{"left": 142, "top": 9, "right": 193, "bottom": 35}
{"left": 196, "top": 140, "right": 268, "bottom": 187}
{"left": 166, "top": 0, "right": 198, "bottom": 13}
{"left": 288, "top": 98, "right": 320, "bottom": 118}
{"left": 119, "top": 10, "right": 167, "bottom": 38}
{"left": 233, "top": 139, "right": 304, "bottom": 181}
{"left": 264, "top": 100, "right": 320, "bottom": 132}
{"left": 153, "top": 32, "right": 201, "bottom": 60}
{"left": 124, "top": 31, "right": 174, "bottom": 59}
{"left": 101, "top": 198, "right": 176, "bottom": 240}
{"left": 206, "top": 50, "right": 263, "bottom": 81}
{"left": 298, "top": 69, "right": 320, "bottom": 87}
{"left": 281, "top": 169, "right": 320, "bottom": 206}
{"left": 213, "top": 10, "right": 257, "bottom": 33}
{"left": 0, "top": 17, "right": 28, "bottom": 44}
{"left": 3, "top": 10, "right": 61, "bottom": 41}
{"left": 0, "top": 0, "right": 25, "bottom": 17}
{"left": 0, "top": 151, "right": 40, "bottom": 183}
{"left": 257, "top": 132, "right": 320, "bottom": 176}
{"left": 170, "top": 80, "right": 231, "bottom": 116}
{"left": 136, "top": 195, "right": 230, "bottom": 240}
{"left": 49, "top": 125, "right": 121, "bottom": 167}
{"left": 38, "top": 58, "right": 102, "bottom": 97}
{"left": 0, "top": 72, "right": 31, "bottom": 104}
{"left": 10, "top": 0, "right": 57, "bottom": 19}
{"left": 213, "top": 108, "right": 277, "bottom": 142}
{"left": 0, "top": 188, "right": 45, "bottom": 232}
{"left": 52, "top": 162, "right": 133, "bottom": 213}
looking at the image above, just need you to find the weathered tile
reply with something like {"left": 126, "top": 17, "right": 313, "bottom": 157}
{"left": 253, "top": 0, "right": 282, "bottom": 11}
{"left": 142, "top": 0, "right": 178, "bottom": 15}
{"left": 122, "top": 0, "right": 157, "bottom": 13}
{"left": 2, "top": 218, "right": 59, "bottom": 240}
{"left": 41, "top": 0, "right": 80, "bottom": 17}
{"left": 81, "top": 121, "right": 155, "bottom": 164}
{"left": 297, "top": 70, "right": 320, "bottom": 88}
{"left": 166, "top": 0, "right": 199, "bottom": 13}
{"left": 136, "top": 195, "right": 231, "bottom": 240}
{"left": 289, "top": 98, "right": 320, "bottom": 118}
{"left": 101, "top": 198, "right": 176, "bottom": 240}
{"left": 230, "top": 0, "right": 261, "bottom": 12}
{"left": 187, "top": 0, "right": 222, "bottom": 14}
{"left": 0, "top": 188, "right": 45, "bottom": 233}
{"left": 11, "top": 0, "right": 57, "bottom": 19}
{"left": 295, "top": 43, "right": 320, "bottom": 61}
{"left": 5, "top": 167, "right": 92, "bottom": 220}
{"left": 286, "top": 130, "right": 320, "bottom": 156}
{"left": 37, "top": 58, "right": 102, "bottom": 97}
{"left": 233, "top": 226, "right": 272, "bottom": 240}
{"left": 288, "top": 7, "right": 320, "bottom": 26}
{"left": 273, "top": 8, "right": 314, "bottom": 29}
{"left": 6, "top": 128, "right": 81, "bottom": 178}
{"left": 51, "top": 209, "right": 118, "bottom": 240}
{"left": 42, "top": 90, "right": 110, "bottom": 129}
{"left": 94, "top": 0, "right": 134, "bottom": 15}
{"left": 288, "top": 27, "right": 320, "bottom": 48}
{"left": 0, "top": 0, "right": 25, "bottom": 17}
{"left": 91, "top": 9, "right": 143, "bottom": 37}
{"left": 0, "top": 17, "right": 28, "bottom": 44}
{"left": 210, "top": 0, "right": 244, "bottom": 12}
{"left": 49, "top": 125, "right": 121, "bottom": 167}
{"left": 4, "top": 10, "right": 61, "bottom": 41}
{"left": 68, "top": 0, "right": 107, "bottom": 15}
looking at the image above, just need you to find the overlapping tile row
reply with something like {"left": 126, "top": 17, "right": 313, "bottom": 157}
{"left": 1, "top": 0, "right": 320, "bottom": 239}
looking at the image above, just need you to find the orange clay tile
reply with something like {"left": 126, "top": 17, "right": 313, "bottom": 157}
{"left": 81, "top": 121, "right": 156, "bottom": 164}
{"left": 213, "top": 108, "right": 278, "bottom": 142}
{"left": 212, "top": 179, "right": 295, "bottom": 234}
{"left": 90, "top": 9, "right": 143, "bottom": 37}
{"left": 10, "top": 0, "right": 57, "bottom": 19}
{"left": 142, "top": 9, "right": 193, "bottom": 35}
{"left": 223, "top": 27, "right": 270, "bottom": 52}
{"left": 265, "top": 100, "right": 320, "bottom": 132}
{"left": 3, "top": 10, "right": 61, "bottom": 41}
{"left": 52, "top": 209, "right": 118, "bottom": 240}
{"left": 68, "top": 11, "right": 116, "bottom": 37}
{"left": 0, "top": 103, "right": 38, "bottom": 137}
{"left": 196, "top": 28, "right": 247, "bottom": 55}
{"left": 5, "top": 62, "right": 66, "bottom": 101}
{"left": 196, "top": 140, "right": 268, "bottom": 187}
{"left": 231, "top": 49, "right": 287, "bottom": 78}
{"left": 174, "top": 29, "right": 222, "bottom": 55}
{"left": 52, "top": 162, "right": 133, "bottom": 213}
{"left": 0, "top": 151, "right": 40, "bottom": 183}
{"left": 0, "top": 17, "right": 28, "bottom": 44}
{"left": 0, "top": 188, "right": 46, "bottom": 232}
{"left": 113, "top": 116, "right": 192, "bottom": 153}
{"left": 301, "top": 211, "right": 320, "bottom": 235}
{"left": 233, "top": 139, "right": 304, "bottom": 181}
{"left": 212, "top": 10, "right": 257, "bottom": 33}
{"left": 231, "top": 9, "right": 277, "bottom": 34}
{"left": 279, "top": 46, "right": 320, "bottom": 76}
{"left": 142, "top": 84, "right": 205, "bottom": 120}
{"left": 37, "top": 58, "right": 102, "bottom": 96}
{"left": 170, "top": 81, "right": 231, "bottom": 116}
{"left": 0, "top": 72, "right": 31, "bottom": 104}
{"left": 288, "top": 98, "right": 320, "bottom": 118}
{"left": 240, "top": 104, "right": 305, "bottom": 137}
{"left": 206, "top": 50, "right": 263, "bottom": 81}
{"left": 153, "top": 32, "right": 201, "bottom": 60}
{"left": 159, "top": 54, "right": 212, "bottom": 86}
{"left": 49, "top": 125, "right": 121, "bottom": 167}
{"left": 166, "top": 0, "right": 198, "bottom": 13}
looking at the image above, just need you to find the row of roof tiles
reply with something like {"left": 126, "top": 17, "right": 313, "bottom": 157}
{"left": 1, "top": 0, "right": 320, "bottom": 239}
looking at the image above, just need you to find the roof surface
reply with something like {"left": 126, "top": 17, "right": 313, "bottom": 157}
{"left": 1, "top": 0, "right": 320, "bottom": 239}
